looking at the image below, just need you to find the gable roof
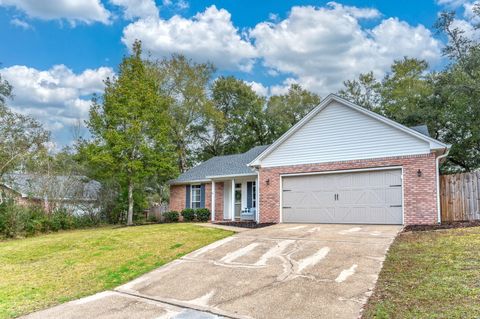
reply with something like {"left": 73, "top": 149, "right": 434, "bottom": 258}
{"left": 410, "top": 125, "right": 430, "bottom": 137}
{"left": 249, "top": 94, "right": 450, "bottom": 167}
{"left": 1, "top": 174, "right": 101, "bottom": 201}
{"left": 170, "top": 145, "right": 269, "bottom": 184}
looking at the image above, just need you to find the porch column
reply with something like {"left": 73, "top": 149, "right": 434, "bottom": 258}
{"left": 256, "top": 172, "right": 260, "bottom": 223}
{"left": 231, "top": 179, "right": 235, "bottom": 221}
{"left": 211, "top": 181, "right": 215, "bottom": 222}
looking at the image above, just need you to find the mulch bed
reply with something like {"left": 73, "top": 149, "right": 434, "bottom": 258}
{"left": 404, "top": 220, "right": 480, "bottom": 232}
{"left": 213, "top": 221, "right": 275, "bottom": 228}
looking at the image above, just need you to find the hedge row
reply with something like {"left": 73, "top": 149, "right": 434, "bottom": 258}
{"left": 0, "top": 199, "right": 100, "bottom": 238}
{"left": 154, "top": 208, "right": 211, "bottom": 224}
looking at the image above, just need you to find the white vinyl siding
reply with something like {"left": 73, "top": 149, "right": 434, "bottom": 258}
{"left": 261, "top": 101, "right": 431, "bottom": 167}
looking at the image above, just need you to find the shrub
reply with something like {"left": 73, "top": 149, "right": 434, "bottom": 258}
{"left": 163, "top": 211, "right": 179, "bottom": 223}
{"left": 196, "top": 208, "right": 210, "bottom": 222}
{"left": 147, "top": 215, "right": 158, "bottom": 223}
{"left": 50, "top": 209, "right": 75, "bottom": 231}
{"left": 0, "top": 199, "right": 25, "bottom": 238}
{"left": 181, "top": 208, "right": 195, "bottom": 222}
{"left": 73, "top": 213, "right": 100, "bottom": 228}
{"left": 22, "top": 206, "right": 45, "bottom": 236}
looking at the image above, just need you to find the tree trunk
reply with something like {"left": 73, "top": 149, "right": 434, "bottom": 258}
{"left": 127, "top": 180, "right": 134, "bottom": 226}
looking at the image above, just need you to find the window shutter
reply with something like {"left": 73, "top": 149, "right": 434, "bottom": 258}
{"left": 200, "top": 184, "right": 206, "bottom": 208}
{"left": 247, "top": 182, "right": 253, "bottom": 208}
{"left": 185, "top": 185, "right": 190, "bottom": 209}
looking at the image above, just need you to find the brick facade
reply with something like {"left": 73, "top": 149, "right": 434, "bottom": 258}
{"left": 214, "top": 182, "right": 224, "bottom": 221}
{"left": 169, "top": 182, "right": 224, "bottom": 221}
{"left": 258, "top": 153, "right": 438, "bottom": 225}
{"left": 170, "top": 153, "right": 438, "bottom": 225}
{"left": 169, "top": 185, "right": 186, "bottom": 212}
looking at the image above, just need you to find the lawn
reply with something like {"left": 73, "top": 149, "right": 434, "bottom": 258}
{"left": 0, "top": 223, "right": 233, "bottom": 319}
{"left": 363, "top": 226, "right": 480, "bottom": 319}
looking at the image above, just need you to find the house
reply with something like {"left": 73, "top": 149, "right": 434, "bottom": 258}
{"left": 0, "top": 173, "right": 101, "bottom": 215}
{"left": 169, "top": 94, "right": 451, "bottom": 225}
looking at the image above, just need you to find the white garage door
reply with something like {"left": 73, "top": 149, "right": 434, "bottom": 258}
{"left": 282, "top": 169, "right": 403, "bottom": 224}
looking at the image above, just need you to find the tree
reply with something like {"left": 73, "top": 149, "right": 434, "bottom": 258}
{"left": 202, "top": 76, "right": 267, "bottom": 158}
{"left": 338, "top": 72, "right": 381, "bottom": 112}
{"left": 433, "top": 7, "right": 480, "bottom": 171}
{"left": 0, "top": 74, "right": 49, "bottom": 178}
{"left": 266, "top": 84, "right": 321, "bottom": 141}
{"left": 151, "top": 55, "right": 214, "bottom": 172}
{"left": 0, "top": 72, "right": 12, "bottom": 107}
{"left": 380, "top": 58, "right": 435, "bottom": 126}
{"left": 84, "top": 40, "right": 176, "bottom": 225}
{"left": 338, "top": 15, "right": 480, "bottom": 173}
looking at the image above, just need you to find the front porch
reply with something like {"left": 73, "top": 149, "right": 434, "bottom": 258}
{"left": 208, "top": 174, "right": 258, "bottom": 223}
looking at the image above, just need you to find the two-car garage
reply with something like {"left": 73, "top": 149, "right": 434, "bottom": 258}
{"left": 281, "top": 168, "right": 403, "bottom": 225}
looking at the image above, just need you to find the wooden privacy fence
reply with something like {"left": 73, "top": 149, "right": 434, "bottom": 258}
{"left": 440, "top": 172, "right": 480, "bottom": 222}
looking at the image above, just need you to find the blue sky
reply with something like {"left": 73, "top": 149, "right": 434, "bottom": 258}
{"left": 0, "top": 0, "right": 475, "bottom": 146}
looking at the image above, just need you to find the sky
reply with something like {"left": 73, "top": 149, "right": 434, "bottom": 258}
{"left": 0, "top": 0, "right": 477, "bottom": 147}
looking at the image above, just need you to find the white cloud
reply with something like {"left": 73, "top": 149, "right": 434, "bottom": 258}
{"left": 176, "top": 0, "right": 189, "bottom": 10}
{"left": 439, "top": 1, "right": 480, "bottom": 41}
{"left": 122, "top": 5, "right": 257, "bottom": 71}
{"left": 268, "top": 13, "right": 279, "bottom": 22}
{"left": 162, "top": 0, "right": 189, "bottom": 11}
{"left": 450, "top": 17, "right": 480, "bottom": 40}
{"left": 10, "top": 17, "right": 31, "bottom": 29}
{"left": 0, "top": 0, "right": 111, "bottom": 24}
{"left": 110, "top": 0, "right": 159, "bottom": 20}
{"left": 437, "top": 0, "right": 471, "bottom": 7}
{"left": 463, "top": 1, "right": 478, "bottom": 18}
{"left": 250, "top": 5, "right": 441, "bottom": 95}
{"left": 326, "top": 1, "right": 381, "bottom": 19}
{"left": 0, "top": 65, "right": 114, "bottom": 136}
{"left": 245, "top": 81, "right": 269, "bottom": 96}
{"left": 269, "top": 78, "right": 299, "bottom": 96}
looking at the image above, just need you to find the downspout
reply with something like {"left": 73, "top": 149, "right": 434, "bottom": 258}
{"left": 436, "top": 148, "right": 450, "bottom": 224}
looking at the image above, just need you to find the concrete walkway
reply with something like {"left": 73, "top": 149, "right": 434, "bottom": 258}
{"left": 23, "top": 224, "right": 401, "bottom": 319}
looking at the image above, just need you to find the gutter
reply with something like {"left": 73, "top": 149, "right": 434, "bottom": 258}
{"left": 168, "top": 179, "right": 210, "bottom": 185}
{"left": 206, "top": 172, "right": 257, "bottom": 179}
{"left": 436, "top": 147, "right": 450, "bottom": 224}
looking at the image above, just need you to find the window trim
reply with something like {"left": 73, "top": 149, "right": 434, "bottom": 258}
{"left": 190, "top": 184, "right": 202, "bottom": 209}
{"left": 251, "top": 181, "right": 256, "bottom": 208}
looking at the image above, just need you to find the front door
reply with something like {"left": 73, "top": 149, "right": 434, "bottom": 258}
{"left": 234, "top": 183, "right": 242, "bottom": 218}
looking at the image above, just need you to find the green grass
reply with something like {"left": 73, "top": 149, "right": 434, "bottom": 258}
{"left": 0, "top": 224, "right": 233, "bottom": 319}
{"left": 363, "top": 227, "right": 480, "bottom": 319}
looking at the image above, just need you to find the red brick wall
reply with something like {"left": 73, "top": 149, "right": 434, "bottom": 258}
{"left": 259, "top": 153, "right": 438, "bottom": 225}
{"left": 169, "top": 185, "right": 186, "bottom": 212}
{"left": 204, "top": 183, "right": 212, "bottom": 210}
{"left": 214, "top": 182, "right": 224, "bottom": 221}
{"left": 169, "top": 182, "right": 224, "bottom": 221}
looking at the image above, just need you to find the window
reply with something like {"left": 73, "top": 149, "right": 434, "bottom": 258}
{"left": 252, "top": 181, "right": 256, "bottom": 208}
{"left": 235, "top": 183, "right": 242, "bottom": 204}
{"left": 191, "top": 185, "right": 202, "bottom": 209}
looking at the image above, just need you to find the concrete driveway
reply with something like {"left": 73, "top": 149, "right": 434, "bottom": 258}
{"left": 24, "top": 224, "right": 401, "bottom": 319}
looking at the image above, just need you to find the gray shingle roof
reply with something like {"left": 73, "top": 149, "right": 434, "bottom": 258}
{"left": 171, "top": 145, "right": 269, "bottom": 184}
{"left": 409, "top": 125, "right": 430, "bottom": 137}
{"left": 1, "top": 174, "right": 101, "bottom": 201}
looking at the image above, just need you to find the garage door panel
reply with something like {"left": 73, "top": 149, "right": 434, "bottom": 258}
{"left": 385, "top": 188, "right": 402, "bottom": 204}
{"left": 283, "top": 207, "right": 336, "bottom": 223}
{"left": 282, "top": 169, "right": 403, "bottom": 225}
{"left": 282, "top": 192, "right": 306, "bottom": 206}
{"left": 311, "top": 191, "right": 335, "bottom": 204}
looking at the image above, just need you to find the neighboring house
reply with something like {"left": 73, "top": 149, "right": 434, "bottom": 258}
{"left": 0, "top": 173, "right": 101, "bottom": 215}
{"left": 169, "top": 94, "right": 451, "bottom": 225}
